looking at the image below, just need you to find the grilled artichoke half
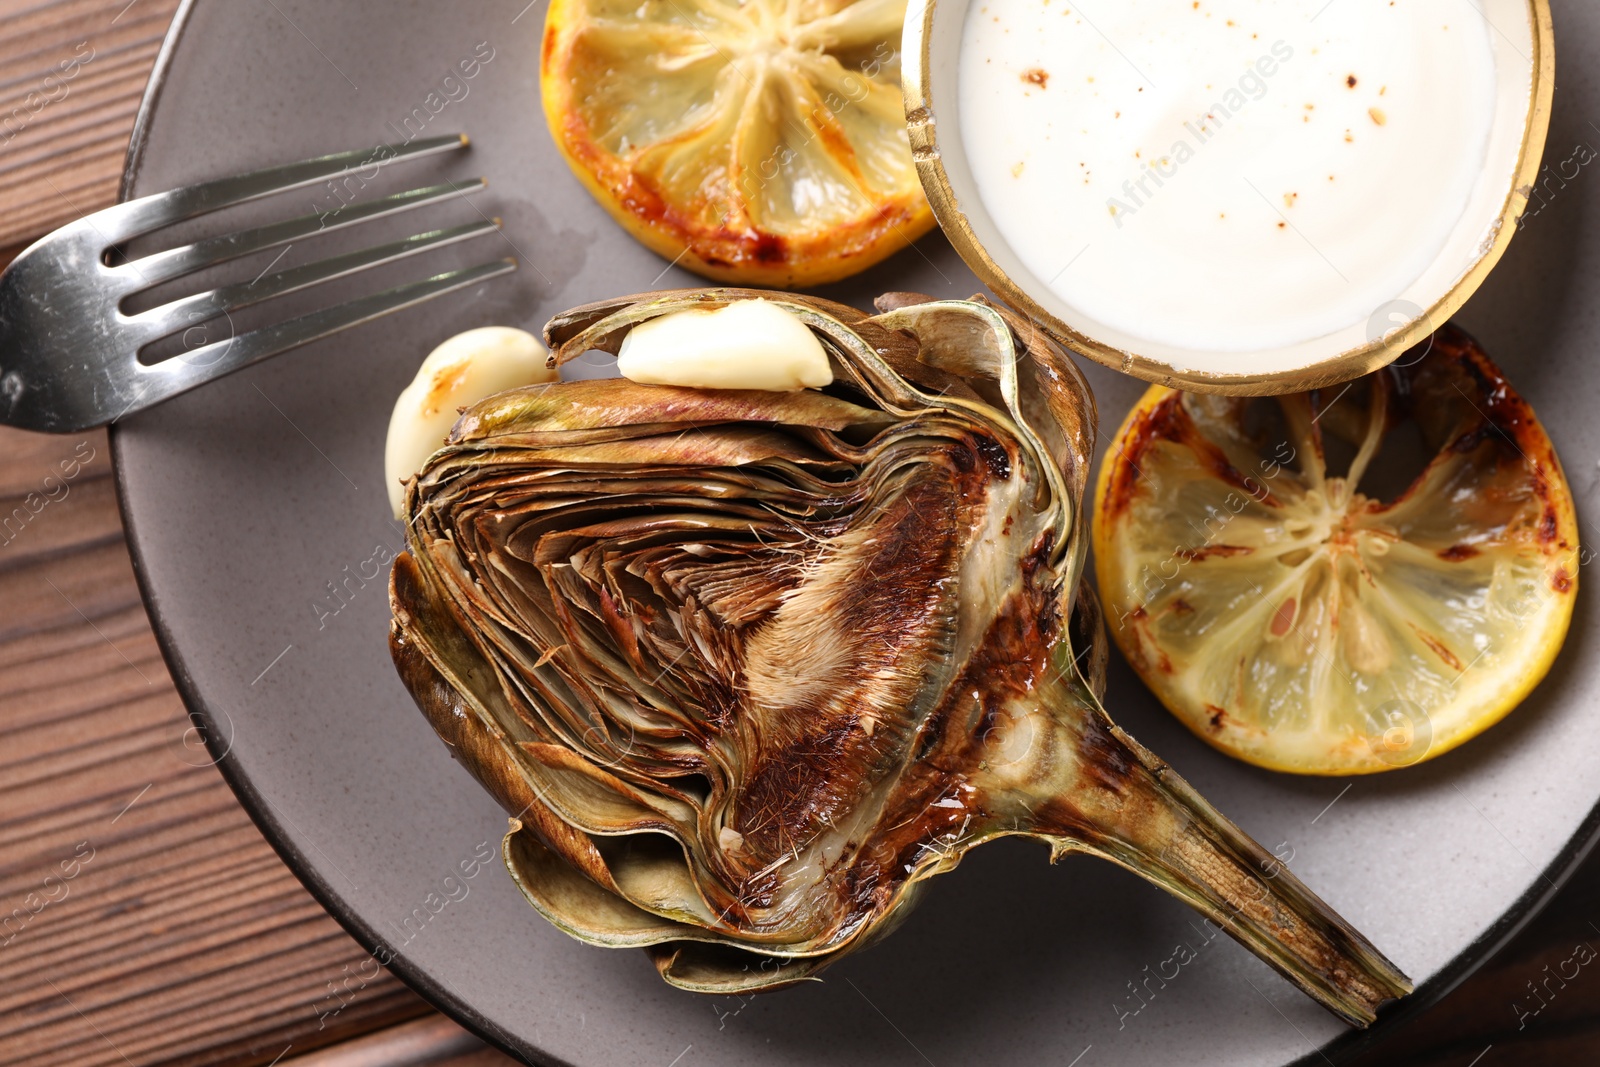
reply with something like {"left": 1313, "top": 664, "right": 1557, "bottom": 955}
{"left": 389, "top": 290, "right": 1411, "bottom": 1024}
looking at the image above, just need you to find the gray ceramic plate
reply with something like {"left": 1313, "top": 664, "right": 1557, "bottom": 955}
{"left": 114, "top": 2, "right": 1600, "bottom": 1065}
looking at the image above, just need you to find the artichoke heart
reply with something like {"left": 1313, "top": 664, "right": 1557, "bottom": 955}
{"left": 389, "top": 288, "right": 1412, "bottom": 1023}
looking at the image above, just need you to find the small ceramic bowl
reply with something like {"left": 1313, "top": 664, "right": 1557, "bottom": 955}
{"left": 903, "top": 0, "right": 1554, "bottom": 395}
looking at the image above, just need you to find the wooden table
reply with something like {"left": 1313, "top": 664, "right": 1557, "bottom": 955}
{"left": 1, "top": 3, "right": 1596, "bottom": 1065}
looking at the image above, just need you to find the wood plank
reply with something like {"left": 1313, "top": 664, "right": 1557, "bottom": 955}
{"left": 0, "top": 0, "right": 182, "bottom": 247}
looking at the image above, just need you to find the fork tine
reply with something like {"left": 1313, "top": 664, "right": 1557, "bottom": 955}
{"left": 123, "top": 219, "right": 503, "bottom": 347}
{"left": 118, "top": 178, "right": 487, "bottom": 291}
{"left": 92, "top": 134, "right": 471, "bottom": 246}
{"left": 140, "top": 259, "right": 519, "bottom": 406}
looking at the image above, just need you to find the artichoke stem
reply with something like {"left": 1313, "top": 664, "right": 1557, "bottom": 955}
{"left": 1037, "top": 717, "right": 1412, "bottom": 1027}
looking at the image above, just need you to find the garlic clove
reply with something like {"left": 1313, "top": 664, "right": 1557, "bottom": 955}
{"left": 386, "top": 327, "right": 555, "bottom": 519}
{"left": 618, "top": 299, "right": 833, "bottom": 392}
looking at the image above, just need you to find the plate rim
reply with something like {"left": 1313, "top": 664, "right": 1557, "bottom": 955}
{"left": 109, "top": 4, "right": 1600, "bottom": 1064}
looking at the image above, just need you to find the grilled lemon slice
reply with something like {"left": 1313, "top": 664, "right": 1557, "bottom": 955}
{"left": 1092, "top": 327, "right": 1579, "bottom": 775}
{"left": 540, "top": 0, "right": 934, "bottom": 287}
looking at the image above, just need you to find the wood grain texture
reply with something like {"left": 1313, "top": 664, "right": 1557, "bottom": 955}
{"left": 0, "top": 0, "right": 185, "bottom": 248}
{"left": 0, "top": 1, "right": 1595, "bottom": 1065}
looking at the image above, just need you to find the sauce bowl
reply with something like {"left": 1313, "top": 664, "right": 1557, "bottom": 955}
{"left": 902, "top": 0, "right": 1555, "bottom": 394}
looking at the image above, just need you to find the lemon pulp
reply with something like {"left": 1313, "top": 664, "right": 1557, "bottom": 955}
{"left": 541, "top": 0, "right": 933, "bottom": 286}
{"left": 1092, "top": 328, "right": 1579, "bottom": 775}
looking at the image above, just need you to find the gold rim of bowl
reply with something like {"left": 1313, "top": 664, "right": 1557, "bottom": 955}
{"left": 902, "top": 0, "right": 1557, "bottom": 396}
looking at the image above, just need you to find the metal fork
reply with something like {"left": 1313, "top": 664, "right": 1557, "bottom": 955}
{"left": 0, "top": 134, "right": 516, "bottom": 434}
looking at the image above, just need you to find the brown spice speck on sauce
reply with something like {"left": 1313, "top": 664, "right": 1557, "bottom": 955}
{"left": 1022, "top": 67, "right": 1049, "bottom": 89}
{"left": 1346, "top": 74, "right": 1358, "bottom": 88}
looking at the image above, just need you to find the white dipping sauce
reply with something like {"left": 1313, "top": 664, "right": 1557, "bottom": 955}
{"left": 958, "top": 0, "right": 1498, "bottom": 352}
